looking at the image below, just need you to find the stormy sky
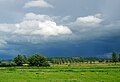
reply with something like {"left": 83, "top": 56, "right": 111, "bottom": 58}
{"left": 0, "top": 0, "right": 120, "bottom": 59}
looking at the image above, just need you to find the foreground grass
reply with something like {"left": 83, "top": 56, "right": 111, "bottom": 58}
{"left": 0, "top": 63, "right": 120, "bottom": 82}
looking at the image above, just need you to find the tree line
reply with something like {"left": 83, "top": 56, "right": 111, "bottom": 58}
{"left": 0, "top": 54, "right": 50, "bottom": 67}
{"left": 48, "top": 52, "right": 120, "bottom": 65}
{"left": 0, "top": 52, "right": 120, "bottom": 67}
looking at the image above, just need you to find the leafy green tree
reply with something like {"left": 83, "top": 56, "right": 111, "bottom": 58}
{"left": 13, "top": 54, "right": 26, "bottom": 66}
{"left": 118, "top": 54, "right": 120, "bottom": 62}
{"left": 23, "top": 55, "right": 28, "bottom": 63}
{"left": 28, "top": 54, "right": 50, "bottom": 66}
{"left": 112, "top": 52, "right": 118, "bottom": 63}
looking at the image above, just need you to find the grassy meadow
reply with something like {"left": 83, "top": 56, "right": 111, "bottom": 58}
{"left": 0, "top": 63, "right": 120, "bottom": 82}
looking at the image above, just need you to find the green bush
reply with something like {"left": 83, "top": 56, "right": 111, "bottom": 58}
{"left": 0, "top": 62, "right": 16, "bottom": 67}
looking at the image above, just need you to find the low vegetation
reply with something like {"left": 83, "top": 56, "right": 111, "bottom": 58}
{"left": 0, "top": 63, "right": 120, "bottom": 82}
{"left": 0, "top": 52, "right": 120, "bottom": 82}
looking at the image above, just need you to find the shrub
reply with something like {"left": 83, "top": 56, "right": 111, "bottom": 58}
{"left": 0, "top": 62, "right": 16, "bottom": 67}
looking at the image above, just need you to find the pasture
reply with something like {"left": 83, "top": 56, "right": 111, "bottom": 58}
{"left": 0, "top": 63, "right": 120, "bottom": 82}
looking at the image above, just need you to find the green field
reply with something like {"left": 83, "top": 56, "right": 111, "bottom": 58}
{"left": 0, "top": 63, "right": 120, "bottom": 82}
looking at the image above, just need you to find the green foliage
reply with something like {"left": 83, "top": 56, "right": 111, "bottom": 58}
{"left": 49, "top": 57, "right": 104, "bottom": 64}
{"left": 1, "top": 52, "right": 120, "bottom": 67}
{"left": 112, "top": 52, "right": 118, "bottom": 63}
{"left": 0, "top": 62, "right": 16, "bottom": 67}
{"left": 28, "top": 54, "right": 50, "bottom": 66}
{"left": 13, "top": 54, "right": 26, "bottom": 66}
{"left": 118, "top": 54, "right": 120, "bottom": 62}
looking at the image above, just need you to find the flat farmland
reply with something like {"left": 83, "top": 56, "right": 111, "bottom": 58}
{"left": 0, "top": 63, "right": 120, "bottom": 82}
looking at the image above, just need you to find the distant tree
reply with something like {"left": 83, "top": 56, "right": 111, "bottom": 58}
{"left": 28, "top": 54, "right": 50, "bottom": 66}
{"left": 23, "top": 55, "right": 28, "bottom": 63}
{"left": 112, "top": 52, "right": 118, "bottom": 64}
{"left": 99, "top": 59, "right": 104, "bottom": 63}
{"left": 118, "top": 54, "right": 120, "bottom": 62}
{"left": 13, "top": 54, "right": 26, "bottom": 66}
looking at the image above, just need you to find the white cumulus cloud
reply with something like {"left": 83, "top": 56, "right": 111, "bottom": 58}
{"left": 14, "top": 13, "right": 72, "bottom": 36}
{"left": 74, "top": 14, "right": 102, "bottom": 26}
{"left": 24, "top": 13, "right": 52, "bottom": 21}
{"left": 24, "top": 0, "right": 53, "bottom": 8}
{"left": 0, "top": 13, "right": 72, "bottom": 45}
